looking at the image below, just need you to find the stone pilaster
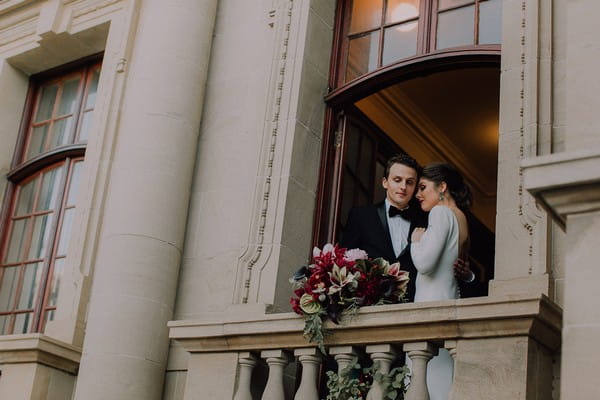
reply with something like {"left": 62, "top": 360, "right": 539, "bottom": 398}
{"left": 73, "top": 0, "right": 217, "bottom": 399}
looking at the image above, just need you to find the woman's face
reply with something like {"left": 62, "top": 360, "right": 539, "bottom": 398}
{"left": 415, "top": 178, "right": 440, "bottom": 212}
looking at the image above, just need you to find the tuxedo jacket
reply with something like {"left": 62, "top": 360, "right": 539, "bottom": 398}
{"left": 340, "top": 201, "right": 479, "bottom": 302}
{"left": 339, "top": 201, "right": 427, "bottom": 303}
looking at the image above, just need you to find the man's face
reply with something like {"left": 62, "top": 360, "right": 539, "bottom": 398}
{"left": 382, "top": 163, "right": 418, "bottom": 209}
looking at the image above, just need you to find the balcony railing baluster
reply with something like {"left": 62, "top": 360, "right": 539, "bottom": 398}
{"left": 366, "top": 344, "right": 397, "bottom": 400}
{"left": 404, "top": 342, "right": 438, "bottom": 400}
{"left": 261, "top": 350, "right": 292, "bottom": 400}
{"left": 233, "top": 352, "right": 259, "bottom": 400}
{"left": 169, "top": 296, "right": 561, "bottom": 400}
{"left": 293, "top": 348, "right": 322, "bottom": 400}
{"left": 330, "top": 345, "right": 358, "bottom": 371}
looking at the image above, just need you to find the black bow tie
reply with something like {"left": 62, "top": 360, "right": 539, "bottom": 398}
{"left": 388, "top": 205, "right": 412, "bottom": 220}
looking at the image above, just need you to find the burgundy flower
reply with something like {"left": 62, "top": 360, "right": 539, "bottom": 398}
{"left": 290, "top": 297, "right": 303, "bottom": 315}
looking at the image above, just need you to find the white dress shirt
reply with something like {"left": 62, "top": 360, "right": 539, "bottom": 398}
{"left": 385, "top": 198, "right": 411, "bottom": 257}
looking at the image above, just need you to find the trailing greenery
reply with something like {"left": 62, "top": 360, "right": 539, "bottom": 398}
{"left": 325, "top": 358, "right": 369, "bottom": 400}
{"left": 370, "top": 364, "right": 409, "bottom": 400}
{"left": 302, "top": 311, "right": 330, "bottom": 354}
{"left": 325, "top": 357, "right": 409, "bottom": 400}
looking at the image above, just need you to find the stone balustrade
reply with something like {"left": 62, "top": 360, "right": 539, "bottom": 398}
{"left": 169, "top": 294, "right": 561, "bottom": 399}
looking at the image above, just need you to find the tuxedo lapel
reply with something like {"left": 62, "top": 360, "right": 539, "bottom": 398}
{"left": 376, "top": 202, "right": 395, "bottom": 258}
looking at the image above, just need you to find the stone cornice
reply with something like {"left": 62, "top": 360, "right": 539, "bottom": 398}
{"left": 522, "top": 149, "right": 600, "bottom": 229}
{"left": 0, "top": 333, "right": 81, "bottom": 374}
{"left": 169, "top": 294, "right": 562, "bottom": 354}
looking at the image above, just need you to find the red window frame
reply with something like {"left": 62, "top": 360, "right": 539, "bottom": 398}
{"left": 0, "top": 57, "right": 101, "bottom": 334}
{"left": 335, "top": 0, "right": 502, "bottom": 87}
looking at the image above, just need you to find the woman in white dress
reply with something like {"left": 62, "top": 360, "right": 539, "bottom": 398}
{"left": 409, "top": 162, "right": 472, "bottom": 400}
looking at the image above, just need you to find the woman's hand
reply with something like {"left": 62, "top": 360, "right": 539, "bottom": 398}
{"left": 411, "top": 227, "right": 426, "bottom": 243}
{"left": 453, "top": 258, "right": 475, "bottom": 282}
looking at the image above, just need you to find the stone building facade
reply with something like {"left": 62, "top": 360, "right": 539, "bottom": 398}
{"left": 0, "top": 0, "right": 597, "bottom": 399}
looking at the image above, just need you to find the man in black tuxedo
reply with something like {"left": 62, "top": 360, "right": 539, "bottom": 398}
{"left": 339, "top": 154, "right": 474, "bottom": 302}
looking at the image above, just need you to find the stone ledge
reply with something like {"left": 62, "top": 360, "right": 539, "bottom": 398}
{"left": 0, "top": 333, "right": 81, "bottom": 374}
{"left": 169, "top": 294, "right": 562, "bottom": 354}
{"left": 522, "top": 149, "right": 600, "bottom": 228}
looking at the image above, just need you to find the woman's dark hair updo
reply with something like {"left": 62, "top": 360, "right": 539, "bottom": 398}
{"left": 421, "top": 162, "right": 473, "bottom": 211}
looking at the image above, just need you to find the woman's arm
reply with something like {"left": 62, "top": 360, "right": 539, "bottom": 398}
{"left": 410, "top": 206, "right": 455, "bottom": 275}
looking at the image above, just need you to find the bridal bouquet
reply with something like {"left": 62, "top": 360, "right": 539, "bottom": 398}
{"left": 290, "top": 244, "right": 409, "bottom": 352}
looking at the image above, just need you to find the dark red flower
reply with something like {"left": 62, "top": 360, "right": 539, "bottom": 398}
{"left": 290, "top": 297, "right": 303, "bottom": 315}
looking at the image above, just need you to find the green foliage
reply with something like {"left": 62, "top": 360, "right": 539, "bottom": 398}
{"left": 302, "top": 312, "right": 330, "bottom": 354}
{"left": 325, "top": 358, "right": 409, "bottom": 400}
{"left": 325, "top": 358, "right": 368, "bottom": 400}
{"left": 372, "top": 364, "right": 410, "bottom": 400}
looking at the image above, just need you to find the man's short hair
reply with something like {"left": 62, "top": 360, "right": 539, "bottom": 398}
{"left": 384, "top": 154, "right": 421, "bottom": 179}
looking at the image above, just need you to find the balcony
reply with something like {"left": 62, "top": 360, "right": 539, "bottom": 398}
{"left": 169, "top": 294, "right": 561, "bottom": 399}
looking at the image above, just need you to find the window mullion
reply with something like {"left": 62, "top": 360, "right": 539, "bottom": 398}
{"left": 428, "top": 0, "right": 439, "bottom": 52}
{"left": 474, "top": 0, "right": 481, "bottom": 45}
{"left": 378, "top": 0, "right": 388, "bottom": 68}
{"left": 6, "top": 177, "right": 41, "bottom": 333}
{"left": 68, "top": 70, "right": 89, "bottom": 145}
{"left": 42, "top": 82, "right": 63, "bottom": 155}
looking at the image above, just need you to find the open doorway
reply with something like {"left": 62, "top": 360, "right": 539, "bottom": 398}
{"left": 317, "top": 66, "right": 499, "bottom": 296}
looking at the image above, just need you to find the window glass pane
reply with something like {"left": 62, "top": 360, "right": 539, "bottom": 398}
{"left": 66, "top": 161, "right": 83, "bottom": 206}
{"left": 56, "top": 209, "right": 73, "bottom": 256}
{"left": 346, "top": 31, "right": 380, "bottom": 82}
{"left": 34, "top": 85, "right": 58, "bottom": 123}
{"left": 382, "top": 21, "right": 419, "bottom": 65}
{"left": 349, "top": 0, "right": 383, "bottom": 33}
{"left": 17, "top": 262, "right": 43, "bottom": 309}
{"left": 15, "top": 179, "right": 37, "bottom": 216}
{"left": 49, "top": 117, "right": 73, "bottom": 149}
{"left": 27, "top": 125, "right": 49, "bottom": 159}
{"left": 438, "top": 0, "right": 473, "bottom": 10}
{"left": 0, "top": 267, "right": 19, "bottom": 311}
{"left": 0, "top": 315, "right": 9, "bottom": 334}
{"left": 85, "top": 69, "right": 100, "bottom": 109}
{"left": 57, "top": 77, "right": 81, "bottom": 116}
{"left": 28, "top": 214, "right": 54, "bottom": 260}
{"left": 78, "top": 111, "right": 93, "bottom": 142}
{"left": 436, "top": 5, "right": 475, "bottom": 49}
{"left": 386, "top": 0, "right": 420, "bottom": 23}
{"left": 36, "top": 165, "right": 64, "bottom": 212}
{"left": 5, "top": 219, "right": 28, "bottom": 264}
{"left": 479, "top": 0, "right": 502, "bottom": 44}
{"left": 13, "top": 312, "right": 33, "bottom": 334}
{"left": 47, "top": 258, "right": 65, "bottom": 307}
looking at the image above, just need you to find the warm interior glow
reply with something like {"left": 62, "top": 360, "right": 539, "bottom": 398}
{"left": 392, "top": 3, "right": 418, "bottom": 31}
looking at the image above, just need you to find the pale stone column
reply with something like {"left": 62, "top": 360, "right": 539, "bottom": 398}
{"left": 491, "top": 0, "right": 553, "bottom": 298}
{"left": 559, "top": 1, "right": 600, "bottom": 396}
{"left": 561, "top": 210, "right": 600, "bottom": 398}
{"left": 73, "top": 1, "right": 217, "bottom": 399}
{"left": 564, "top": 1, "right": 600, "bottom": 151}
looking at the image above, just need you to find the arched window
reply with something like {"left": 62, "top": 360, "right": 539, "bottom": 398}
{"left": 340, "top": 0, "right": 502, "bottom": 84}
{"left": 0, "top": 59, "right": 101, "bottom": 334}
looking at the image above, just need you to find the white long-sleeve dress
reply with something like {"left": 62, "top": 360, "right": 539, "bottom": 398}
{"left": 409, "top": 205, "right": 461, "bottom": 400}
